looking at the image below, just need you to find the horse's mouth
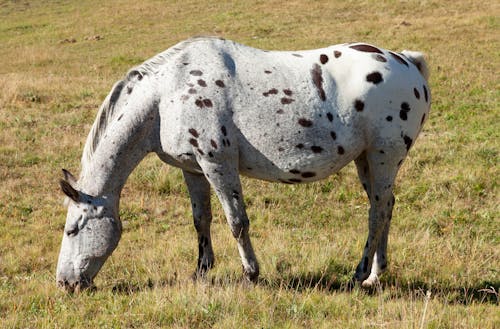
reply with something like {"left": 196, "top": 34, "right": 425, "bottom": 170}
{"left": 57, "top": 278, "right": 94, "bottom": 293}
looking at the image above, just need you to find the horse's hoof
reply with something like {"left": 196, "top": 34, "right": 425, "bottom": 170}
{"left": 243, "top": 266, "right": 259, "bottom": 283}
{"left": 361, "top": 273, "right": 380, "bottom": 289}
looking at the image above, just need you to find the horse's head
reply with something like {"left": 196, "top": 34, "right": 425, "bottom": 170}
{"left": 56, "top": 169, "right": 121, "bottom": 292}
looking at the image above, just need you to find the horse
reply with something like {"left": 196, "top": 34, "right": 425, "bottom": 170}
{"left": 56, "top": 36, "right": 430, "bottom": 292}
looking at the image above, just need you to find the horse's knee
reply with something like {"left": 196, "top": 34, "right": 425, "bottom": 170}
{"left": 229, "top": 217, "right": 250, "bottom": 239}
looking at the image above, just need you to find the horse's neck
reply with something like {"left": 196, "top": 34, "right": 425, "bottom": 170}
{"left": 79, "top": 97, "right": 159, "bottom": 200}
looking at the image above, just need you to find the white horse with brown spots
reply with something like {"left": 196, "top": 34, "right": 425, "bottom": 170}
{"left": 57, "top": 37, "right": 430, "bottom": 291}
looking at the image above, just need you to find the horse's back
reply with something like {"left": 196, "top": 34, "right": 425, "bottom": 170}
{"left": 155, "top": 38, "right": 430, "bottom": 181}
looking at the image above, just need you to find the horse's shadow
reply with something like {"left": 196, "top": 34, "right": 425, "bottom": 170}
{"left": 108, "top": 265, "right": 499, "bottom": 305}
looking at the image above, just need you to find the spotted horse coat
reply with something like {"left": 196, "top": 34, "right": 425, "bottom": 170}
{"left": 57, "top": 36, "right": 430, "bottom": 291}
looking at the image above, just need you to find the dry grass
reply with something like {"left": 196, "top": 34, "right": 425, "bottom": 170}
{"left": 0, "top": 0, "right": 499, "bottom": 328}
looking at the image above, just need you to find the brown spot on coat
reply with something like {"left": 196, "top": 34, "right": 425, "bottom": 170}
{"left": 400, "top": 102, "right": 410, "bottom": 120}
{"left": 311, "top": 146, "right": 323, "bottom": 153}
{"left": 301, "top": 172, "right": 316, "bottom": 178}
{"left": 296, "top": 143, "right": 304, "bottom": 149}
{"left": 337, "top": 146, "right": 345, "bottom": 154}
{"left": 190, "top": 70, "right": 203, "bottom": 76}
{"left": 389, "top": 52, "right": 409, "bottom": 67}
{"left": 203, "top": 99, "right": 213, "bottom": 107}
{"left": 311, "top": 64, "right": 326, "bottom": 101}
{"left": 330, "top": 131, "right": 337, "bottom": 140}
{"left": 210, "top": 139, "right": 218, "bottom": 149}
{"left": 326, "top": 112, "right": 333, "bottom": 122}
{"left": 414, "top": 88, "right": 420, "bottom": 99}
{"left": 189, "top": 138, "right": 199, "bottom": 147}
{"left": 281, "top": 97, "right": 295, "bottom": 105}
{"left": 350, "top": 44, "right": 383, "bottom": 54}
{"left": 198, "top": 79, "right": 207, "bottom": 87}
{"left": 334, "top": 50, "right": 342, "bottom": 58}
{"left": 423, "top": 85, "right": 429, "bottom": 102}
{"left": 283, "top": 89, "right": 293, "bottom": 96}
{"left": 215, "top": 80, "right": 225, "bottom": 87}
{"left": 386, "top": 116, "right": 393, "bottom": 122}
{"left": 320, "top": 54, "right": 329, "bottom": 64}
{"left": 276, "top": 109, "right": 284, "bottom": 114}
{"left": 289, "top": 169, "right": 301, "bottom": 174}
{"left": 195, "top": 99, "right": 204, "bottom": 108}
{"left": 188, "top": 128, "right": 199, "bottom": 138}
{"left": 366, "top": 71, "right": 383, "bottom": 84}
{"left": 263, "top": 88, "right": 278, "bottom": 97}
{"left": 298, "top": 118, "right": 313, "bottom": 127}
{"left": 354, "top": 99, "right": 365, "bottom": 112}
{"left": 264, "top": 70, "right": 272, "bottom": 74}
{"left": 403, "top": 135, "right": 413, "bottom": 151}
{"left": 188, "top": 88, "right": 197, "bottom": 94}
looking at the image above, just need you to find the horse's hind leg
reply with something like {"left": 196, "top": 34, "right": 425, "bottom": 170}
{"left": 354, "top": 151, "right": 399, "bottom": 287}
{"left": 183, "top": 170, "right": 215, "bottom": 277}
{"left": 196, "top": 160, "right": 259, "bottom": 282}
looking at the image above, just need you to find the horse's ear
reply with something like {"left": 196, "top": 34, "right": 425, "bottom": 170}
{"left": 60, "top": 179, "right": 80, "bottom": 203}
{"left": 62, "top": 169, "right": 77, "bottom": 186}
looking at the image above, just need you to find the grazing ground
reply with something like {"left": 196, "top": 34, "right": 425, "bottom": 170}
{"left": 0, "top": 0, "right": 498, "bottom": 328}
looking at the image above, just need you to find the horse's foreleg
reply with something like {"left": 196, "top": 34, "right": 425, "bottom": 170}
{"left": 183, "top": 170, "right": 215, "bottom": 278}
{"left": 354, "top": 151, "right": 399, "bottom": 287}
{"left": 198, "top": 160, "right": 259, "bottom": 282}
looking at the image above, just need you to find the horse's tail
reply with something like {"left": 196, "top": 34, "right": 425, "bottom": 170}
{"left": 401, "top": 50, "right": 430, "bottom": 81}
{"left": 81, "top": 79, "right": 125, "bottom": 175}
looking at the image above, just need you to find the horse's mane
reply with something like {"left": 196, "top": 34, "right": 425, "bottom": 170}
{"left": 80, "top": 37, "right": 221, "bottom": 175}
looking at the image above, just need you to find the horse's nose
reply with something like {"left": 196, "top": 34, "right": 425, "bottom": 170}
{"left": 57, "top": 278, "right": 91, "bottom": 293}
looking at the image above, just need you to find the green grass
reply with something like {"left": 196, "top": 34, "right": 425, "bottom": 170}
{"left": 0, "top": 0, "right": 499, "bottom": 328}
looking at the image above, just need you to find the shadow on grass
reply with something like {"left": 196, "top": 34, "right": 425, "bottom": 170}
{"left": 107, "top": 264, "right": 498, "bottom": 305}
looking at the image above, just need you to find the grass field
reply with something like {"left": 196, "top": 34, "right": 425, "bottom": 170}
{"left": 0, "top": 0, "right": 499, "bottom": 327}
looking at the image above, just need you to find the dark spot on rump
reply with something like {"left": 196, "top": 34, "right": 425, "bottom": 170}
{"left": 326, "top": 112, "right": 333, "bottom": 122}
{"left": 264, "top": 70, "right": 272, "bottom": 74}
{"left": 386, "top": 115, "right": 393, "bottom": 122}
{"left": 198, "top": 79, "right": 207, "bottom": 87}
{"left": 117, "top": 114, "right": 124, "bottom": 121}
{"left": 301, "top": 172, "right": 316, "bottom": 178}
{"left": 400, "top": 102, "right": 410, "bottom": 120}
{"left": 403, "top": 135, "right": 413, "bottom": 151}
{"left": 210, "top": 139, "right": 218, "bottom": 149}
{"left": 215, "top": 80, "right": 225, "bottom": 87}
{"left": 366, "top": 71, "right": 383, "bottom": 84}
{"left": 188, "top": 128, "right": 199, "bottom": 138}
{"left": 414, "top": 88, "right": 420, "bottom": 99}
{"left": 182, "top": 63, "right": 189, "bottom": 66}
{"left": 330, "top": 131, "right": 337, "bottom": 140}
{"left": 320, "top": 54, "right": 329, "bottom": 64}
{"left": 281, "top": 97, "right": 295, "bottom": 105}
{"left": 263, "top": 88, "right": 278, "bottom": 97}
{"left": 311, "top": 63, "right": 326, "bottom": 101}
{"left": 354, "top": 99, "right": 365, "bottom": 112}
{"left": 423, "top": 85, "right": 429, "bottom": 102}
{"left": 276, "top": 109, "right": 284, "bottom": 114}
{"left": 292, "top": 53, "right": 303, "bottom": 57}
{"left": 298, "top": 118, "right": 313, "bottom": 127}
{"left": 283, "top": 89, "right": 293, "bottom": 96}
{"left": 421, "top": 113, "right": 426, "bottom": 125}
{"left": 334, "top": 50, "right": 342, "bottom": 58}
{"left": 379, "top": 150, "right": 385, "bottom": 154}
{"left": 278, "top": 147, "right": 284, "bottom": 152}
{"left": 350, "top": 44, "right": 383, "bottom": 54}
{"left": 202, "top": 99, "right": 213, "bottom": 107}
{"left": 373, "top": 54, "right": 387, "bottom": 62}
{"left": 195, "top": 99, "right": 204, "bottom": 108}
{"left": 375, "top": 195, "right": 379, "bottom": 201}
{"left": 337, "top": 146, "right": 345, "bottom": 154}
{"left": 221, "top": 126, "right": 227, "bottom": 136}
{"left": 197, "top": 148, "right": 204, "bottom": 155}
{"left": 389, "top": 52, "right": 409, "bottom": 67}
{"left": 189, "top": 70, "right": 203, "bottom": 76}
{"left": 188, "top": 88, "right": 197, "bottom": 94}
{"left": 311, "top": 146, "right": 323, "bottom": 153}
{"left": 289, "top": 169, "right": 301, "bottom": 174}
{"left": 289, "top": 178, "right": 302, "bottom": 183}
{"left": 189, "top": 138, "right": 198, "bottom": 147}
{"left": 296, "top": 143, "right": 304, "bottom": 149}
